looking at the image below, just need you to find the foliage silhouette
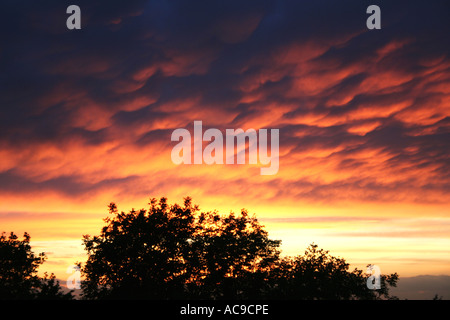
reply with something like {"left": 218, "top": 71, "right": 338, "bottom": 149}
{"left": 267, "top": 244, "right": 398, "bottom": 300}
{"left": 0, "top": 231, "right": 73, "bottom": 300}
{"left": 80, "top": 196, "right": 398, "bottom": 300}
{"left": 81, "top": 197, "right": 280, "bottom": 299}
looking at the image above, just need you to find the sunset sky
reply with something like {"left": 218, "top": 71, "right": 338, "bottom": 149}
{"left": 1, "top": 0, "right": 449, "bottom": 291}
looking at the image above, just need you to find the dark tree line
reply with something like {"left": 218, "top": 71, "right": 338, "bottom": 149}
{"left": 0, "top": 232, "right": 72, "bottom": 300}
{"left": 1, "top": 197, "right": 399, "bottom": 300}
{"left": 80, "top": 197, "right": 398, "bottom": 300}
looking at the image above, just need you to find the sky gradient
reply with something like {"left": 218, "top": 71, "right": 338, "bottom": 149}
{"left": 1, "top": 0, "right": 449, "bottom": 291}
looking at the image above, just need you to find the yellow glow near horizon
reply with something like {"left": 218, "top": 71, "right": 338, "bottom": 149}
{"left": 2, "top": 197, "right": 446, "bottom": 282}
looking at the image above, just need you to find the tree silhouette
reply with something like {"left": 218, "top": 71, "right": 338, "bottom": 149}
{"left": 81, "top": 197, "right": 281, "bottom": 299}
{"left": 0, "top": 231, "right": 73, "bottom": 300}
{"left": 267, "top": 244, "right": 398, "bottom": 300}
{"left": 80, "top": 197, "right": 398, "bottom": 300}
{"left": 182, "top": 207, "right": 281, "bottom": 299}
{"left": 81, "top": 197, "right": 198, "bottom": 299}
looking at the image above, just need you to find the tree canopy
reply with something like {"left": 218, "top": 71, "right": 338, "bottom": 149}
{"left": 80, "top": 197, "right": 399, "bottom": 300}
{"left": 0, "top": 231, "right": 73, "bottom": 300}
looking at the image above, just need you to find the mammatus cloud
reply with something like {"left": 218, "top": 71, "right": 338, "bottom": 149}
{"left": 0, "top": 1, "right": 448, "bottom": 209}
